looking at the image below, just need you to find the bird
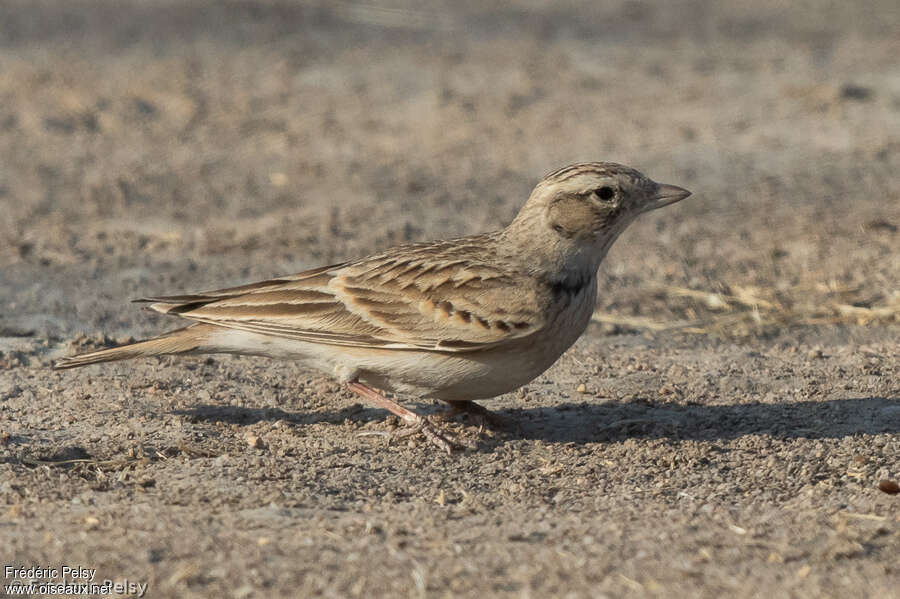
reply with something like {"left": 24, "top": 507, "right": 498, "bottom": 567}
{"left": 55, "top": 162, "right": 691, "bottom": 453}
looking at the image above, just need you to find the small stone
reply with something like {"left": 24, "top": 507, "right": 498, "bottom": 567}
{"left": 807, "top": 348, "right": 823, "bottom": 360}
{"left": 877, "top": 479, "right": 899, "bottom": 495}
{"left": 0, "top": 383, "right": 22, "bottom": 401}
{"left": 234, "top": 584, "right": 255, "bottom": 599}
{"left": 728, "top": 524, "right": 747, "bottom": 535}
{"left": 269, "top": 172, "right": 288, "bottom": 187}
{"left": 245, "top": 434, "right": 263, "bottom": 449}
{"left": 576, "top": 383, "right": 587, "bottom": 394}
{"left": 600, "top": 322, "right": 620, "bottom": 335}
{"left": 705, "top": 294, "right": 727, "bottom": 310}
{"left": 840, "top": 84, "right": 873, "bottom": 101}
{"left": 658, "top": 384, "right": 681, "bottom": 397}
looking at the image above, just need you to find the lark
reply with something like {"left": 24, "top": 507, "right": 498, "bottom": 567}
{"left": 55, "top": 162, "right": 690, "bottom": 452}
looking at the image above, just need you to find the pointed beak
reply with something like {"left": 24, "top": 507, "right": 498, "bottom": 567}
{"left": 647, "top": 183, "right": 692, "bottom": 211}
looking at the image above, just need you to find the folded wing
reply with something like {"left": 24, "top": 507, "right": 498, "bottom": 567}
{"left": 135, "top": 237, "right": 547, "bottom": 352}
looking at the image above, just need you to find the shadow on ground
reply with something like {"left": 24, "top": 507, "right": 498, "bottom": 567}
{"left": 172, "top": 403, "right": 383, "bottom": 427}
{"left": 174, "top": 397, "right": 900, "bottom": 445}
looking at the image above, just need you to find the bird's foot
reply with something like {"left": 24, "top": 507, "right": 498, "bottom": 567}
{"left": 390, "top": 416, "right": 464, "bottom": 454}
{"left": 347, "top": 382, "right": 465, "bottom": 454}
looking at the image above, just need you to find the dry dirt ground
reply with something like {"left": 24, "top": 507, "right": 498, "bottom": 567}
{"left": 1, "top": 1, "right": 899, "bottom": 597}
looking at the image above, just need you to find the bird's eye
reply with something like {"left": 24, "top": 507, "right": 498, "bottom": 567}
{"left": 595, "top": 186, "right": 616, "bottom": 200}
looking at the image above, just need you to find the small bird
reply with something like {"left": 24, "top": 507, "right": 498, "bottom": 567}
{"left": 55, "top": 162, "right": 690, "bottom": 452}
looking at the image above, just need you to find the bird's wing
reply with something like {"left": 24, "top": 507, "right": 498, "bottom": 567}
{"left": 135, "top": 237, "right": 549, "bottom": 352}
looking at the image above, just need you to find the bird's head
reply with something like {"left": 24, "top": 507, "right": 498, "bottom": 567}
{"left": 506, "top": 162, "right": 691, "bottom": 270}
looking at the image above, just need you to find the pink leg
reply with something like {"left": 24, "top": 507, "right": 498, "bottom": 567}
{"left": 347, "top": 382, "right": 459, "bottom": 454}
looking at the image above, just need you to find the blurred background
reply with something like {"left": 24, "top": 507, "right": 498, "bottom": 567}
{"left": 1, "top": 0, "right": 898, "bottom": 341}
{"left": 2, "top": 3, "right": 899, "bottom": 598}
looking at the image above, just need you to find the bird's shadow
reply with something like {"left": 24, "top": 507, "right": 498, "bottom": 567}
{"left": 507, "top": 396, "right": 899, "bottom": 443}
{"left": 172, "top": 403, "right": 384, "bottom": 427}
{"left": 173, "top": 396, "right": 900, "bottom": 444}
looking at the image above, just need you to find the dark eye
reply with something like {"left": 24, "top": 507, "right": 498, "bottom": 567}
{"left": 595, "top": 186, "right": 615, "bottom": 200}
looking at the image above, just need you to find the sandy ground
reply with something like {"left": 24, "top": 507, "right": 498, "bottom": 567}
{"left": 1, "top": 1, "right": 899, "bottom": 597}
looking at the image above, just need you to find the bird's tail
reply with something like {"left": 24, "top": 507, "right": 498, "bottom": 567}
{"left": 53, "top": 324, "right": 213, "bottom": 370}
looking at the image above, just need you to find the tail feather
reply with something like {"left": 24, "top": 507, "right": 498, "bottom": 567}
{"left": 53, "top": 325, "right": 211, "bottom": 370}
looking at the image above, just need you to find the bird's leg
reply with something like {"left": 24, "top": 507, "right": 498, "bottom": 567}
{"left": 347, "top": 382, "right": 459, "bottom": 454}
{"left": 441, "top": 400, "right": 507, "bottom": 429}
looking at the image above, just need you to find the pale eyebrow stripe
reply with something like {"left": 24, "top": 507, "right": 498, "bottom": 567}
{"left": 542, "top": 162, "right": 611, "bottom": 182}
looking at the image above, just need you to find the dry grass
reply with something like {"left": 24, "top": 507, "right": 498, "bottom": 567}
{"left": 593, "top": 282, "right": 900, "bottom": 337}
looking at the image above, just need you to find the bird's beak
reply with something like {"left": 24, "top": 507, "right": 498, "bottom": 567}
{"left": 647, "top": 183, "right": 692, "bottom": 211}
